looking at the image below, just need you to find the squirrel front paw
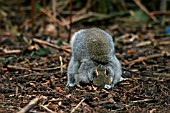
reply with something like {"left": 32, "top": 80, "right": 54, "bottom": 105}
{"left": 66, "top": 82, "right": 76, "bottom": 87}
{"left": 104, "top": 84, "right": 112, "bottom": 89}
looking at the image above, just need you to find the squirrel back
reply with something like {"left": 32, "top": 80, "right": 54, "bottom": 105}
{"left": 71, "top": 28, "right": 114, "bottom": 63}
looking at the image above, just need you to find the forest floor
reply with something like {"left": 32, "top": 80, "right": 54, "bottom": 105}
{"left": 0, "top": 21, "right": 170, "bottom": 113}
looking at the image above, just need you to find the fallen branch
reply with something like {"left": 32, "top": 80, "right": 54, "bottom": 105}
{"left": 59, "top": 56, "right": 64, "bottom": 73}
{"left": 131, "top": 99, "right": 156, "bottom": 103}
{"left": 151, "top": 11, "right": 170, "bottom": 15}
{"left": 125, "top": 85, "right": 140, "bottom": 94}
{"left": 127, "top": 53, "right": 164, "bottom": 66}
{"left": 71, "top": 98, "right": 85, "bottom": 113}
{"left": 20, "top": 13, "right": 41, "bottom": 28}
{"left": 33, "top": 38, "right": 71, "bottom": 52}
{"left": 61, "top": 12, "right": 93, "bottom": 26}
{"left": 112, "top": 99, "right": 156, "bottom": 112}
{"left": 158, "top": 41, "right": 170, "bottom": 45}
{"left": 7, "top": 64, "right": 65, "bottom": 72}
{"left": 17, "top": 96, "right": 45, "bottom": 113}
{"left": 133, "top": 0, "right": 158, "bottom": 22}
{"left": 40, "top": 8, "right": 63, "bottom": 26}
{"left": 136, "top": 41, "right": 152, "bottom": 47}
{"left": 40, "top": 105, "right": 56, "bottom": 113}
{"left": 7, "top": 65, "right": 29, "bottom": 71}
{"left": 153, "top": 73, "right": 170, "bottom": 78}
{"left": 32, "top": 64, "right": 66, "bottom": 71}
{"left": 0, "top": 49, "right": 22, "bottom": 55}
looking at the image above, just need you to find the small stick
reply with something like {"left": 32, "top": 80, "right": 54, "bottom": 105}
{"left": 52, "top": 0, "right": 57, "bottom": 22}
{"left": 17, "top": 96, "right": 43, "bottom": 113}
{"left": 125, "top": 85, "right": 139, "bottom": 94}
{"left": 151, "top": 11, "right": 170, "bottom": 15}
{"left": 32, "top": 64, "right": 66, "bottom": 71}
{"left": 20, "top": 13, "right": 41, "bottom": 28}
{"left": 7, "top": 65, "right": 28, "bottom": 70}
{"left": 68, "top": 0, "right": 72, "bottom": 43}
{"left": 135, "top": 41, "right": 151, "bottom": 47}
{"left": 153, "top": 73, "right": 170, "bottom": 78}
{"left": 33, "top": 38, "right": 60, "bottom": 49}
{"left": 71, "top": 98, "right": 85, "bottom": 113}
{"left": 33, "top": 38, "right": 70, "bottom": 52}
{"left": 131, "top": 99, "right": 155, "bottom": 103}
{"left": 15, "top": 86, "right": 19, "bottom": 96}
{"left": 133, "top": 0, "right": 158, "bottom": 22}
{"left": 3, "top": 49, "right": 21, "bottom": 54}
{"left": 112, "top": 99, "right": 155, "bottom": 112}
{"left": 59, "top": 56, "right": 63, "bottom": 73}
{"left": 127, "top": 53, "right": 164, "bottom": 66}
{"left": 31, "top": 0, "right": 35, "bottom": 25}
{"left": 61, "top": 12, "right": 93, "bottom": 26}
{"left": 40, "top": 105, "right": 56, "bottom": 113}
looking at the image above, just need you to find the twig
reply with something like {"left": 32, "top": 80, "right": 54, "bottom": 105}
{"left": 32, "top": 64, "right": 66, "bottom": 71}
{"left": 11, "top": 73, "right": 34, "bottom": 80}
{"left": 3, "top": 49, "right": 22, "bottom": 54}
{"left": 91, "top": 100, "right": 114, "bottom": 106}
{"left": 61, "top": 12, "right": 93, "bottom": 26}
{"left": 133, "top": 0, "right": 158, "bottom": 22}
{"left": 112, "top": 99, "right": 156, "bottom": 112}
{"left": 151, "top": 11, "right": 170, "bottom": 15}
{"left": 15, "top": 86, "right": 19, "bottom": 96}
{"left": 40, "top": 105, "right": 56, "bottom": 113}
{"left": 51, "top": 0, "right": 58, "bottom": 38}
{"left": 150, "top": 109, "right": 156, "bottom": 113}
{"left": 71, "top": 98, "right": 85, "bottom": 113}
{"left": 60, "top": 0, "right": 92, "bottom": 26}
{"left": 7, "top": 65, "right": 28, "bottom": 70}
{"left": 17, "top": 0, "right": 21, "bottom": 17}
{"left": 52, "top": 0, "right": 57, "bottom": 22}
{"left": 41, "top": 0, "right": 46, "bottom": 33}
{"left": 40, "top": 0, "right": 92, "bottom": 27}
{"left": 59, "top": 56, "right": 63, "bottom": 73}
{"left": 33, "top": 38, "right": 70, "bottom": 52}
{"left": 125, "top": 85, "right": 139, "bottom": 94}
{"left": 20, "top": 13, "right": 41, "bottom": 28}
{"left": 17, "top": 96, "right": 45, "bottom": 113}
{"left": 127, "top": 53, "right": 164, "bottom": 66}
{"left": 135, "top": 41, "right": 152, "bottom": 47}
{"left": 158, "top": 41, "right": 170, "bottom": 45}
{"left": 153, "top": 73, "right": 170, "bottom": 78}
{"left": 131, "top": 99, "right": 156, "bottom": 103}
{"left": 31, "top": 0, "right": 35, "bottom": 25}
{"left": 68, "top": 0, "right": 72, "bottom": 43}
{"left": 40, "top": 8, "right": 63, "bottom": 26}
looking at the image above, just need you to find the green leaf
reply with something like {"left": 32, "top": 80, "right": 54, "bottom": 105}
{"left": 131, "top": 10, "right": 149, "bottom": 21}
{"left": 35, "top": 2, "right": 42, "bottom": 12}
{"left": 32, "top": 48, "right": 51, "bottom": 57}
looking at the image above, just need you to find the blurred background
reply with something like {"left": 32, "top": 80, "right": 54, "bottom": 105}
{"left": 0, "top": 0, "right": 170, "bottom": 39}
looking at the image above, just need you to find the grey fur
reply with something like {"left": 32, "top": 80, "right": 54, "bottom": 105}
{"left": 67, "top": 28, "right": 123, "bottom": 88}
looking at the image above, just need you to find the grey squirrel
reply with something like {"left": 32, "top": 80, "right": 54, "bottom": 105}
{"left": 67, "top": 28, "right": 123, "bottom": 89}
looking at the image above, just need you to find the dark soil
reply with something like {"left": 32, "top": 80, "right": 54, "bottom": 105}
{"left": 0, "top": 23, "right": 170, "bottom": 113}
{"left": 0, "top": 1, "right": 170, "bottom": 112}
